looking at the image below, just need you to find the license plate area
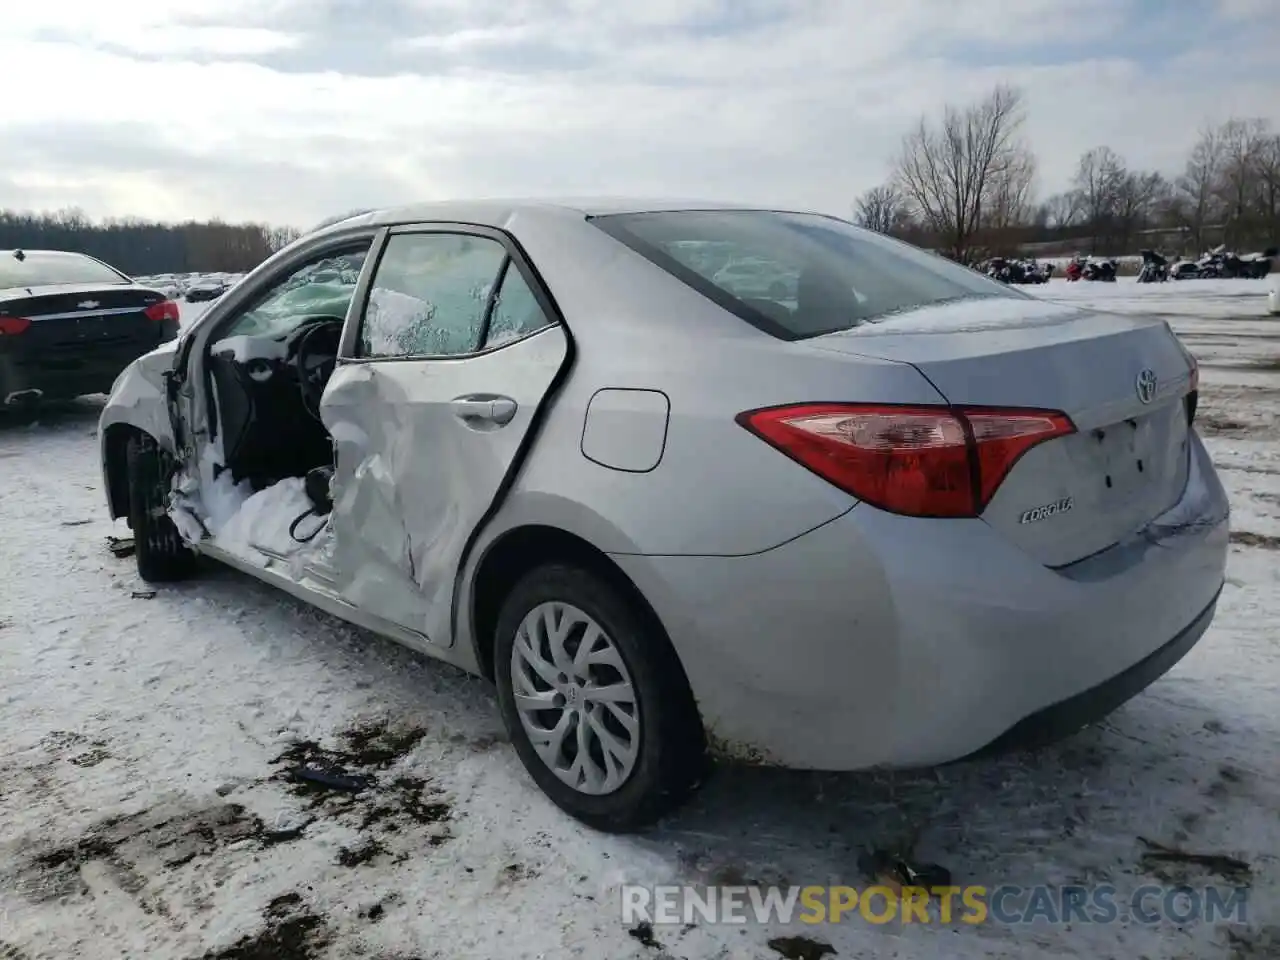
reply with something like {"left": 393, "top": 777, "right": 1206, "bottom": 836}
{"left": 1084, "top": 406, "right": 1184, "bottom": 502}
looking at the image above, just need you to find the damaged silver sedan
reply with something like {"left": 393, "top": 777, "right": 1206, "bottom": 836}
{"left": 98, "top": 200, "right": 1228, "bottom": 832}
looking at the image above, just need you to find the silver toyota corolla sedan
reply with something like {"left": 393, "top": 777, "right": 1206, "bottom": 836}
{"left": 97, "top": 200, "right": 1229, "bottom": 832}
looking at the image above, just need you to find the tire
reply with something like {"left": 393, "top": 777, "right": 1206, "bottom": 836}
{"left": 126, "top": 433, "right": 196, "bottom": 583}
{"left": 494, "top": 563, "right": 707, "bottom": 832}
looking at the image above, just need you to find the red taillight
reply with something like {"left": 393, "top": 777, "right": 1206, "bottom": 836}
{"left": 0, "top": 315, "right": 31, "bottom": 335}
{"left": 737, "top": 403, "right": 1076, "bottom": 518}
{"left": 143, "top": 300, "right": 180, "bottom": 323}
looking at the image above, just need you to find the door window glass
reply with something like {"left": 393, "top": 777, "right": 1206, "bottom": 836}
{"left": 360, "top": 233, "right": 507, "bottom": 358}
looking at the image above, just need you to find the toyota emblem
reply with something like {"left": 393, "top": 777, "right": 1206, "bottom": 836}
{"left": 1135, "top": 368, "right": 1158, "bottom": 404}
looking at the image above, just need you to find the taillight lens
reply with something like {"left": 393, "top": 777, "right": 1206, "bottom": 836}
{"left": 737, "top": 403, "right": 1075, "bottom": 518}
{"left": 0, "top": 315, "right": 31, "bottom": 335}
{"left": 144, "top": 300, "right": 180, "bottom": 323}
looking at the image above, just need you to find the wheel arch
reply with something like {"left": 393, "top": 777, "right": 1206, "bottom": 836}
{"left": 102, "top": 422, "right": 148, "bottom": 521}
{"left": 469, "top": 524, "right": 693, "bottom": 697}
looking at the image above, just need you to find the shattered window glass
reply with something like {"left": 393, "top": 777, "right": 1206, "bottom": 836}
{"left": 484, "top": 265, "right": 553, "bottom": 347}
{"left": 228, "top": 249, "right": 369, "bottom": 338}
{"left": 361, "top": 233, "right": 506, "bottom": 358}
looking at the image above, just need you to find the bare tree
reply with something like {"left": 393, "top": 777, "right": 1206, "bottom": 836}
{"left": 1214, "top": 118, "right": 1268, "bottom": 247}
{"left": 1072, "top": 146, "right": 1128, "bottom": 252}
{"left": 853, "top": 183, "right": 906, "bottom": 234}
{"left": 1175, "top": 124, "right": 1226, "bottom": 251}
{"left": 1114, "top": 170, "right": 1169, "bottom": 252}
{"left": 983, "top": 145, "right": 1037, "bottom": 241}
{"left": 1040, "top": 191, "right": 1083, "bottom": 229}
{"left": 891, "top": 84, "right": 1034, "bottom": 262}
{"left": 1255, "top": 132, "right": 1280, "bottom": 243}
{"left": 0, "top": 209, "right": 285, "bottom": 274}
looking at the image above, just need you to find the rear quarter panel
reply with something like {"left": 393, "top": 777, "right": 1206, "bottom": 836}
{"left": 487, "top": 211, "right": 949, "bottom": 557}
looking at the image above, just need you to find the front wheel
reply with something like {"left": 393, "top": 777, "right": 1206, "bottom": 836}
{"left": 494, "top": 564, "right": 707, "bottom": 832}
{"left": 126, "top": 434, "right": 196, "bottom": 582}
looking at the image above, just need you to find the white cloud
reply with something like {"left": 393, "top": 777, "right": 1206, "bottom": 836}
{"left": 0, "top": 0, "right": 1276, "bottom": 226}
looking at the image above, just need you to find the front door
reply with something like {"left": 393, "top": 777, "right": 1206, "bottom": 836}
{"left": 320, "top": 226, "right": 569, "bottom": 646}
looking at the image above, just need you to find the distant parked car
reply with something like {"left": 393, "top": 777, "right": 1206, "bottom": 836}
{"left": 185, "top": 280, "right": 228, "bottom": 302}
{"left": 0, "top": 249, "right": 179, "bottom": 410}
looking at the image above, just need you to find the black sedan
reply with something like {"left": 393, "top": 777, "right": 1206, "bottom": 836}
{"left": 0, "top": 249, "right": 180, "bottom": 408}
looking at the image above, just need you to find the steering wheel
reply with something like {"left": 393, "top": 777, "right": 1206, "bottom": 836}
{"left": 292, "top": 316, "right": 346, "bottom": 418}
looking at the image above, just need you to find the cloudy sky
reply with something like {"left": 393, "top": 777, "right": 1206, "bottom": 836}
{"left": 2, "top": 0, "right": 1278, "bottom": 228}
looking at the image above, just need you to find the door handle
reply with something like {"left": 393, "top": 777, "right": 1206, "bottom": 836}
{"left": 451, "top": 395, "right": 518, "bottom": 426}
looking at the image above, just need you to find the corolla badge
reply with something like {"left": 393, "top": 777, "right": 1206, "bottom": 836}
{"left": 1135, "top": 368, "right": 1158, "bottom": 404}
{"left": 77, "top": 300, "right": 100, "bottom": 310}
{"left": 1018, "top": 496, "right": 1073, "bottom": 524}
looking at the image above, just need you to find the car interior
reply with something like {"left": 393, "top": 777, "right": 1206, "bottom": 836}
{"left": 203, "top": 249, "right": 369, "bottom": 511}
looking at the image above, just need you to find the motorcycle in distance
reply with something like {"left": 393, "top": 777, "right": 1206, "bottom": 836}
{"left": 985, "top": 257, "right": 1052, "bottom": 284}
{"left": 1137, "top": 249, "right": 1169, "bottom": 283}
{"left": 1067, "top": 255, "right": 1117, "bottom": 282}
{"left": 1197, "top": 245, "right": 1276, "bottom": 279}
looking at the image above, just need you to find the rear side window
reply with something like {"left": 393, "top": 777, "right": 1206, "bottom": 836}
{"left": 0, "top": 251, "right": 130, "bottom": 288}
{"left": 484, "top": 263, "right": 553, "bottom": 347}
{"left": 591, "top": 211, "right": 1023, "bottom": 340}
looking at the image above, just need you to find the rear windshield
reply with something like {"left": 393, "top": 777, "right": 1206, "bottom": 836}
{"left": 0, "top": 251, "right": 130, "bottom": 288}
{"left": 591, "top": 210, "right": 1024, "bottom": 340}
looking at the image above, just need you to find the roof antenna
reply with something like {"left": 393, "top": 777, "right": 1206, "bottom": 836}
{"left": 13, "top": 249, "right": 25, "bottom": 262}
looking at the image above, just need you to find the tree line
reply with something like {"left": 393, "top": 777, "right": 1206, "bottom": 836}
{"left": 0, "top": 208, "right": 301, "bottom": 277}
{"left": 854, "top": 84, "right": 1280, "bottom": 264}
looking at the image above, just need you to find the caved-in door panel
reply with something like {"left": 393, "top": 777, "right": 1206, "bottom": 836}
{"left": 320, "top": 324, "right": 568, "bottom": 644}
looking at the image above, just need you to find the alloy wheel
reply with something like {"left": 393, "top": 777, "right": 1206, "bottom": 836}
{"left": 509, "top": 601, "right": 640, "bottom": 795}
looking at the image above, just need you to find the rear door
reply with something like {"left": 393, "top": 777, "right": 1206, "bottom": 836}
{"left": 321, "top": 225, "right": 569, "bottom": 646}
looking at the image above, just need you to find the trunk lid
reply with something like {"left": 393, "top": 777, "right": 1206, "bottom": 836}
{"left": 806, "top": 297, "right": 1196, "bottom": 567}
{"left": 1, "top": 283, "right": 170, "bottom": 352}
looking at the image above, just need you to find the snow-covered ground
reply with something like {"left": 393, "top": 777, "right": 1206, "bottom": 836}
{"left": 1, "top": 279, "right": 1278, "bottom": 960}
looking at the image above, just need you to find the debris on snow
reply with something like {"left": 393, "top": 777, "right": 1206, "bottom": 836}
{"left": 767, "top": 935, "right": 837, "bottom": 960}
{"left": 628, "top": 921, "right": 663, "bottom": 949}
{"left": 856, "top": 848, "right": 952, "bottom": 893}
{"left": 289, "top": 766, "right": 373, "bottom": 794}
{"left": 106, "top": 535, "right": 135, "bottom": 558}
{"left": 1137, "top": 836, "right": 1252, "bottom": 884}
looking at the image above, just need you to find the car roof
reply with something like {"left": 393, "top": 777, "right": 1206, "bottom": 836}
{"left": 318, "top": 198, "right": 825, "bottom": 234}
{"left": 2, "top": 248, "right": 98, "bottom": 258}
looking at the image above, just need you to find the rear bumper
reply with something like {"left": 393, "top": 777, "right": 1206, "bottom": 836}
{"left": 612, "top": 432, "right": 1229, "bottom": 770}
{"left": 1, "top": 330, "right": 174, "bottom": 403}
{"left": 964, "top": 584, "right": 1219, "bottom": 758}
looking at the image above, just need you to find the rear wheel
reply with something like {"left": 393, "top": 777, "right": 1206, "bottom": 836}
{"left": 494, "top": 564, "right": 707, "bottom": 832}
{"left": 126, "top": 433, "right": 196, "bottom": 582}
